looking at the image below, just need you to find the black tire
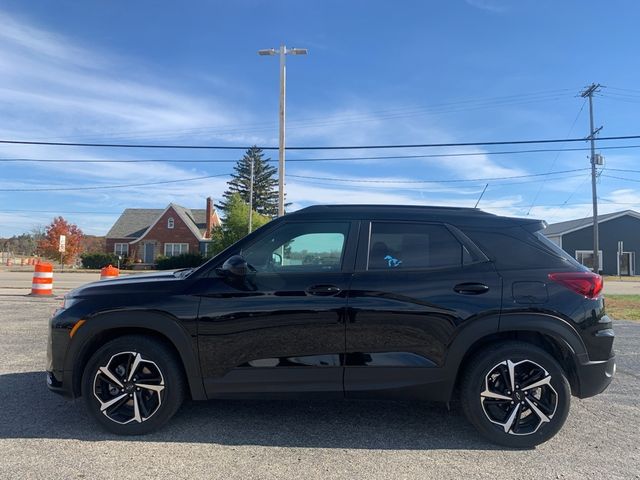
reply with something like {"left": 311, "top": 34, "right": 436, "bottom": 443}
{"left": 460, "top": 341, "right": 571, "bottom": 448}
{"left": 81, "top": 335, "right": 185, "bottom": 435}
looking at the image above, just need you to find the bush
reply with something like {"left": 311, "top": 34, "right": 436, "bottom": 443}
{"left": 155, "top": 253, "right": 206, "bottom": 270}
{"left": 81, "top": 252, "right": 120, "bottom": 269}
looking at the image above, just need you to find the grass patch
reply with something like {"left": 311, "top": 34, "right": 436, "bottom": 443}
{"left": 605, "top": 295, "right": 640, "bottom": 321}
{"left": 603, "top": 275, "right": 640, "bottom": 282}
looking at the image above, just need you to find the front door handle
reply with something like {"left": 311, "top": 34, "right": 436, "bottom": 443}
{"left": 454, "top": 283, "right": 490, "bottom": 295}
{"left": 306, "top": 284, "right": 341, "bottom": 296}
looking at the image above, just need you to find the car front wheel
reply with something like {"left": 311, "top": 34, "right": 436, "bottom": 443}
{"left": 81, "top": 335, "right": 185, "bottom": 435}
{"left": 460, "top": 341, "right": 571, "bottom": 448}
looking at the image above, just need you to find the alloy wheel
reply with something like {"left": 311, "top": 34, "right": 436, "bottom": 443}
{"left": 92, "top": 351, "right": 165, "bottom": 425}
{"left": 480, "top": 359, "right": 558, "bottom": 436}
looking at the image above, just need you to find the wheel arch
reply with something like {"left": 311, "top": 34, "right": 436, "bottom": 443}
{"left": 65, "top": 310, "right": 206, "bottom": 401}
{"left": 447, "top": 313, "right": 586, "bottom": 400}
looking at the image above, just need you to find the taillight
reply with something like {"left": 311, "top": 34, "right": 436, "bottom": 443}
{"left": 548, "top": 272, "right": 603, "bottom": 299}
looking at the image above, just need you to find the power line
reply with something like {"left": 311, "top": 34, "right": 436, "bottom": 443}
{"left": 3, "top": 143, "right": 640, "bottom": 164}
{"left": 3, "top": 134, "right": 640, "bottom": 151}
{"left": 0, "top": 173, "right": 231, "bottom": 192}
{"left": 287, "top": 168, "right": 589, "bottom": 184}
{"left": 526, "top": 99, "right": 587, "bottom": 215}
{"left": 602, "top": 174, "right": 640, "bottom": 183}
{"left": 288, "top": 172, "right": 585, "bottom": 191}
{"left": 0, "top": 169, "right": 585, "bottom": 196}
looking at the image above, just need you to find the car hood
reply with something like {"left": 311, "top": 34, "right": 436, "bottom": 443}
{"left": 67, "top": 270, "right": 185, "bottom": 298}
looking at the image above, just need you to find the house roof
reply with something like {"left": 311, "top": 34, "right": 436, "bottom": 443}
{"left": 544, "top": 210, "right": 640, "bottom": 237}
{"left": 106, "top": 205, "right": 210, "bottom": 239}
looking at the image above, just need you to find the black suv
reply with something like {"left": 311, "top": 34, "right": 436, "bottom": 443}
{"left": 47, "top": 205, "right": 615, "bottom": 447}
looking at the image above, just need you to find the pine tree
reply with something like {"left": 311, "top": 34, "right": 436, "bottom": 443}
{"left": 218, "top": 146, "right": 279, "bottom": 217}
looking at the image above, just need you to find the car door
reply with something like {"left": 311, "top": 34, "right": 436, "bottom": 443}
{"left": 345, "top": 220, "right": 502, "bottom": 399}
{"left": 194, "top": 220, "right": 357, "bottom": 398}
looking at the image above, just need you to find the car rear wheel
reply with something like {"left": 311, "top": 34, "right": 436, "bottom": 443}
{"left": 81, "top": 335, "right": 185, "bottom": 435}
{"left": 460, "top": 341, "right": 571, "bottom": 448}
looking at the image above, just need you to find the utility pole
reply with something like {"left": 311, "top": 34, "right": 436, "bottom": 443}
{"left": 258, "top": 45, "right": 308, "bottom": 217}
{"left": 248, "top": 155, "right": 254, "bottom": 233}
{"left": 580, "top": 83, "right": 603, "bottom": 273}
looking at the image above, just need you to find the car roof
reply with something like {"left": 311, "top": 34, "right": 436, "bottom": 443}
{"left": 285, "top": 204, "right": 544, "bottom": 229}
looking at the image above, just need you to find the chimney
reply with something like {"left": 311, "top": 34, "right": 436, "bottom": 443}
{"left": 205, "top": 197, "right": 213, "bottom": 239}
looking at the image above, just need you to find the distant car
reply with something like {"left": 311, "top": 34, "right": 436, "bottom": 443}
{"left": 47, "top": 205, "right": 615, "bottom": 447}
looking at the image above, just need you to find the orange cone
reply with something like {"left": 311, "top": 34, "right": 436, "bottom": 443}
{"left": 100, "top": 264, "right": 119, "bottom": 280}
{"left": 31, "top": 262, "right": 54, "bottom": 296}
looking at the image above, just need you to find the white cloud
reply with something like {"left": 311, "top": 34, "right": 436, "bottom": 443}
{"left": 0, "top": 10, "right": 253, "bottom": 142}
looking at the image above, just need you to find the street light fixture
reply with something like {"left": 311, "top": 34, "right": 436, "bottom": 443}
{"left": 258, "top": 45, "right": 308, "bottom": 217}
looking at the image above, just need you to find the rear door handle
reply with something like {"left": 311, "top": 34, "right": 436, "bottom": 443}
{"left": 306, "top": 284, "right": 341, "bottom": 296}
{"left": 454, "top": 283, "right": 490, "bottom": 295}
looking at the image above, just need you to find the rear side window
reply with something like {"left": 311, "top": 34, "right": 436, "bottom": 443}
{"left": 367, "top": 222, "right": 463, "bottom": 270}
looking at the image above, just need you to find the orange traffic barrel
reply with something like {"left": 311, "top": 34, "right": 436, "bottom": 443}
{"left": 31, "top": 262, "right": 54, "bottom": 296}
{"left": 100, "top": 264, "right": 119, "bottom": 280}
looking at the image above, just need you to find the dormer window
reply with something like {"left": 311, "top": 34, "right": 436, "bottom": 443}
{"left": 167, "top": 217, "right": 174, "bottom": 229}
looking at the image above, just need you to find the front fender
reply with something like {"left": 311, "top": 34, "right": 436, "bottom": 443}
{"left": 64, "top": 310, "right": 206, "bottom": 401}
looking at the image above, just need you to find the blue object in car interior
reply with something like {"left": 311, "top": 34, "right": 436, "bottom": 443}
{"left": 384, "top": 255, "right": 402, "bottom": 267}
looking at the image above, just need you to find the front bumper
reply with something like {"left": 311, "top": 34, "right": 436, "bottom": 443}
{"left": 46, "top": 309, "right": 75, "bottom": 398}
{"left": 574, "top": 353, "right": 616, "bottom": 398}
{"left": 46, "top": 370, "right": 67, "bottom": 395}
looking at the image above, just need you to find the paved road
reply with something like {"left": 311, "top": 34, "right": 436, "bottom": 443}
{"left": 0, "top": 296, "right": 638, "bottom": 479}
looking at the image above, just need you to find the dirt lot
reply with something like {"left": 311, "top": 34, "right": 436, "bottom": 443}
{"left": 0, "top": 291, "right": 638, "bottom": 479}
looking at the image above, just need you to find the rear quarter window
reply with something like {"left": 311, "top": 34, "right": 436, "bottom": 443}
{"left": 461, "top": 226, "right": 581, "bottom": 269}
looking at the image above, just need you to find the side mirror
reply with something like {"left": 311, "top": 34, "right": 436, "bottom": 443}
{"left": 271, "top": 252, "right": 282, "bottom": 266}
{"left": 220, "top": 255, "right": 250, "bottom": 277}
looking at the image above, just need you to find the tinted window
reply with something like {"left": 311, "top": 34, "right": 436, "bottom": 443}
{"left": 534, "top": 231, "right": 583, "bottom": 268}
{"left": 242, "top": 222, "right": 349, "bottom": 273}
{"left": 368, "top": 222, "right": 462, "bottom": 270}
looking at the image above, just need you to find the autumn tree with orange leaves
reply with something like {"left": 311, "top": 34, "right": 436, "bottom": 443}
{"left": 38, "top": 217, "right": 83, "bottom": 265}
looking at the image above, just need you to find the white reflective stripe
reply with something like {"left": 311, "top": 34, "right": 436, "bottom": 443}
{"left": 32, "top": 283, "right": 53, "bottom": 290}
{"left": 33, "top": 272, "right": 53, "bottom": 278}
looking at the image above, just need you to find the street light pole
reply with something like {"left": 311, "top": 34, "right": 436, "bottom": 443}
{"left": 248, "top": 154, "right": 254, "bottom": 233}
{"left": 278, "top": 45, "right": 286, "bottom": 218}
{"left": 258, "top": 45, "right": 308, "bottom": 217}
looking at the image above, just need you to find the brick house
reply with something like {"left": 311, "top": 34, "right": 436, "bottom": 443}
{"left": 105, "top": 198, "right": 221, "bottom": 264}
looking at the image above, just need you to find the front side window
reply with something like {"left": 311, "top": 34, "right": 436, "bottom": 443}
{"left": 368, "top": 222, "right": 463, "bottom": 270}
{"left": 242, "top": 222, "right": 349, "bottom": 273}
{"left": 164, "top": 243, "right": 188, "bottom": 257}
{"left": 167, "top": 217, "right": 175, "bottom": 229}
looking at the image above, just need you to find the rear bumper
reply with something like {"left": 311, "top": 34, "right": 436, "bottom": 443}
{"left": 574, "top": 353, "right": 616, "bottom": 398}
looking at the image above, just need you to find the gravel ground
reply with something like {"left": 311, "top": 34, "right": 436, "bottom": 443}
{"left": 0, "top": 294, "right": 638, "bottom": 480}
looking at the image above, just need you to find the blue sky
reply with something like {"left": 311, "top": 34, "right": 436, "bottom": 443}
{"left": 1, "top": 0, "right": 640, "bottom": 236}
